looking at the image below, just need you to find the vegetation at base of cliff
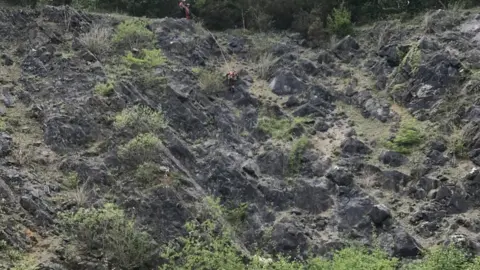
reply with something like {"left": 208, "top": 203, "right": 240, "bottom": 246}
{"left": 158, "top": 217, "right": 480, "bottom": 270}
{"left": 60, "top": 203, "right": 154, "bottom": 269}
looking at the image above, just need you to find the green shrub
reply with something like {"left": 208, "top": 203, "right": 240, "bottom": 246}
{"left": 63, "top": 171, "right": 80, "bottom": 189}
{"left": 159, "top": 218, "right": 480, "bottom": 270}
{"left": 225, "top": 203, "right": 248, "bottom": 227}
{"left": 134, "top": 162, "right": 167, "bottom": 185}
{"left": 198, "top": 68, "right": 225, "bottom": 93}
{"left": 160, "top": 220, "right": 245, "bottom": 270}
{"left": 327, "top": 6, "right": 354, "bottom": 37}
{"left": 385, "top": 120, "right": 424, "bottom": 154}
{"left": 136, "top": 71, "right": 168, "bottom": 90}
{"left": 288, "top": 136, "right": 310, "bottom": 175}
{"left": 118, "top": 133, "right": 163, "bottom": 165}
{"left": 121, "top": 49, "right": 167, "bottom": 90}
{"left": 112, "top": 19, "right": 155, "bottom": 50}
{"left": 123, "top": 49, "right": 167, "bottom": 69}
{"left": 407, "top": 245, "right": 470, "bottom": 270}
{"left": 328, "top": 246, "right": 398, "bottom": 270}
{"left": 467, "top": 257, "right": 480, "bottom": 270}
{"left": 445, "top": 128, "right": 468, "bottom": 159}
{"left": 61, "top": 203, "right": 153, "bottom": 269}
{"left": 191, "top": 67, "right": 202, "bottom": 74}
{"left": 160, "top": 219, "right": 402, "bottom": 270}
{"left": 400, "top": 43, "right": 422, "bottom": 74}
{"left": 257, "top": 116, "right": 309, "bottom": 141}
{"left": 114, "top": 105, "right": 166, "bottom": 134}
{"left": 94, "top": 80, "right": 115, "bottom": 96}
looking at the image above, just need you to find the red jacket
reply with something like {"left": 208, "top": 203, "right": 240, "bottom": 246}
{"left": 179, "top": 1, "right": 191, "bottom": 19}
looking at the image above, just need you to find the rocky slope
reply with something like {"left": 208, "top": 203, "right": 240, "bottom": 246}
{"left": 1, "top": 4, "right": 480, "bottom": 269}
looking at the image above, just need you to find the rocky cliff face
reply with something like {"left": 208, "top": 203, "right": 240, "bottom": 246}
{"left": 1, "top": 5, "right": 480, "bottom": 269}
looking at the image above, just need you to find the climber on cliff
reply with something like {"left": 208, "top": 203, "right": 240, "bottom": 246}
{"left": 226, "top": 70, "right": 238, "bottom": 92}
{"left": 179, "top": 0, "right": 191, "bottom": 20}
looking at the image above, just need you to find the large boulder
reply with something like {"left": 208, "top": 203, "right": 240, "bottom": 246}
{"left": 269, "top": 70, "right": 307, "bottom": 95}
{"left": 340, "top": 138, "right": 372, "bottom": 156}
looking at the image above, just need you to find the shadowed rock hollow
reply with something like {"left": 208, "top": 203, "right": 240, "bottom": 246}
{"left": 1, "top": 4, "right": 480, "bottom": 269}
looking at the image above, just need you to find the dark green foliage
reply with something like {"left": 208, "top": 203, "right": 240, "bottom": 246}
{"left": 61, "top": 203, "right": 154, "bottom": 269}
{"left": 385, "top": 120, "right": 424, "bottom": 154}
{"left": 8, "top": 0, "right": 479, "bottom": 41}
{"left": 288, "top": 136, "right": 310, "bottom": 175}
{"left": 327, "top": 5, "right": 354, "bottom": 37}
{"left": 159, "top": 219, "right": 480, "bottom": 269}
{"left": 225, "top": 203, "right": 248, "bottom": 227}
{"left": 406, "top": 245, "right": 479, "bottom": 270}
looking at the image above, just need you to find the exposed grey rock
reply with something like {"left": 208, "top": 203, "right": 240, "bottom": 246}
{"left": 340, "top": 138, "right": 372, "bottom": 156}
{"left": 379, "top": 151, "right": 408, "bottom": 167}
{"left": 269, "top": 70, "right": 307, "bottom": 95}
{"left": 369, "top": 204, "right": 392, "bottom": 225}
{"left": 326, "top": 167, "right": 353, "bottom": 186}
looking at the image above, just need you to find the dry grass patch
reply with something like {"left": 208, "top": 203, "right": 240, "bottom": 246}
{"left": 249, "top": 80, "right": 287, "bottom": 104}
{"left": 0, "top": 64, "right": 21, "bottom": 84}
{"left": 79, "top": 24, "right": 112, "bottom": 56}
{"left": 334, "top": 101, "right": 391, "bottom": 146}
{"left": 357, "top": 167, "right": 382, "bottom": 189}
{"left": 253, "top": 52, "right": 278, "bottom": 80}
{"left": 249, "top": 33, "right": 278, "bottom": 57}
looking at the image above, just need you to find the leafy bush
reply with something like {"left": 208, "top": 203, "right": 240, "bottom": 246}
{"left": 61, "top": 203, "right": 153, "bottom": 269}
{"left": 79, "top": 24, "right": 112, "bottom": 56}
{"left": 118, "top": 133, "right": 163, "bottom": 165}
{"left": 159, "top": 221, "right": 480, "bottom": 270}
{"left": 288, "top": 136, "right": 310, "bottom": 175}
{"left": 160, "top": 220, "right": 246, "bottom": 270}
{"left": 121, "top": 49, "right": 168, "bottom": 90}
{"left": 257, "top": 116, "right": 309, "bottom": 141}
{"left": 386, "top": 120, "right": 424, "bottom": 154}
{"left": 328, "top": 246, "right": 398, "bottom": 269}
{"left": 112, "top": 19, "right": 155, "bottom": 50}
{"left": 406, "top": 245, "right": 472, "bottom": 270}
{"left": 94, "top": 80, "right": 115, "bottom": 96}
{"left": 63, "top": 171, "right": 80, "bottom": 189}
{"left": 448, "top": 129, "right": 468, "bottom": 159}
{"left": 225, "top": 203, "right": 248, "bottom": 227}
{"left": 198, "top": 68, "right": 224, "bottom": 93}
{"left": 327, "top": 5, "right": 354, "bottom": 37}
{"left": 134, "top": 162, "right": 167, "bottom": 185}
{"left": 400, "top": 43, "right": 422, "bottom": 74}
{"left": 159, "top": 219, "right": 401, "bottom": 269}
{"left": 123, "top": 49, "right": 167, "bottom": 69}
{"left": 114, "top": 105, "right": 166, "bottom": 134}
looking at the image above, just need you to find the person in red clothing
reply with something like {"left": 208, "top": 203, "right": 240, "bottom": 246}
{"left": 226, "top": 70, "right": 238, "bottom": 91}
{"left": 179, "top": 0, "right": 191, "bottom": 19}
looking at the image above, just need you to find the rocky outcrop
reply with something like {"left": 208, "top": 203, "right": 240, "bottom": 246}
{"left": 1, "top": 4, "right": 480, "bottom": 269}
